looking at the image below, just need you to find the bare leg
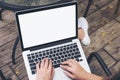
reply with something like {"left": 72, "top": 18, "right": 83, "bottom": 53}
{"left": 78, "top": 28, "right": 85, "bottom": 41}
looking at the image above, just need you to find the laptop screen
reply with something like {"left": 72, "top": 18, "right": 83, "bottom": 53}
{"left": 17, "top": 2, "right": 77, "bottom": 50}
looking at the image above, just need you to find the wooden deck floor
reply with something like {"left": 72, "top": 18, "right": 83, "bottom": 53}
{"left": 0, "top": 0, "right": 120, "bottom": 80}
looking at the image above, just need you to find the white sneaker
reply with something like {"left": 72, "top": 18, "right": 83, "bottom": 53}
{"left": 78, "top": 17, "right": 90, "bottom": 45}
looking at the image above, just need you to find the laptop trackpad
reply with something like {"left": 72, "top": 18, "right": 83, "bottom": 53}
{"left": 53, "top": 67, "right": 71, "bottom": 80}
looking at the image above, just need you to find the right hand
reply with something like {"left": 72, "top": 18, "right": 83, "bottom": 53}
{"left": 60, "top": 59, "right": 90, "bottom": 80}
{"left": 36, "top": 58, "right": 55, "bottom": 80}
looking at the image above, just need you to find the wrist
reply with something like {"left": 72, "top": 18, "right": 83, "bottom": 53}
{"left": 85, "top": 73, "right": 104, "bottom": 80}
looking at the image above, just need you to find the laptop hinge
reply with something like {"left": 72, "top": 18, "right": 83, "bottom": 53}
{"left": 30, "top": 39, "right": 73, "bottom": 52}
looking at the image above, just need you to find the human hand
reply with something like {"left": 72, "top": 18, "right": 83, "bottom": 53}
{"left": 36, "top": 58, "right": 55, "bottom": 80}
{"left": 60, "top": 59, "right": 89, "bottom": 80}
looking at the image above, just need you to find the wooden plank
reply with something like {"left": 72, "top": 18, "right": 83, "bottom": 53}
{"left": 83, "top": 20, "right": 120, "bottom": 55}
{"left": 110, "top": 61, "right": 120, "bottom": 75}
{"left": 0, "top": 10, "right": 15, "bottom": 28}
{"left": 0, "top": 22, "right": 18, "bottom": 47}
{"left": 91, "top": 0, "right": 113, "bottom": 9}
{"left": 0, "top": 21, "right": 8, "bottom": 29}
{"left": 116, "top": 16, "right": 120, "bottom": 22}
{"left": 75, "top": 0, "right": 85, "bottom": 4}
{"left": 100, "top": 0, "right": 120, "bottom": 21}
{"left": 87, "top": 0, "right": 120, "bottom": 34}
{"left": 78, "top": 0, "right": 97, "bottom": 17}
{"left": 8, "top": 56, "right": 27, "bottom": 80}
{"left": 87, "top": 10, "right": 108, "bottom": 34}
{"left": 0, "top": 65, "right": 18, "bottom": 80}
{"left": 89, "top": 60, "right": 105, "bottom": 76}
{"left": 87, "top": 0, "right": 114, "bottom": 15}
{"left": 21, "top": 76, "right": 28, "bottom": 80}
{"left": 104, "top": 36, "right": 120, "bottom": 60}
{"left": 2, "top": 10, "right": 15, "bottom": 23}
{"left": 98, "top": 49, "right": 116, "bottom": 68}
{"left": 0, "top": 40, "right": 22, "bottom": 67}
{"left": 78, "top": 0, "right": 114, "bottom": 18}
{"left": 89, "top": 49, "right": 116, "bottom": 76}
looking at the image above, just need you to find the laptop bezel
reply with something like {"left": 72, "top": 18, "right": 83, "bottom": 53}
{"left": 16, "top": 1, "right": 78, "bottom": 51}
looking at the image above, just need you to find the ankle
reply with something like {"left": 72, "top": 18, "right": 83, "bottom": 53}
{"left": 78, "top": 28, "right": 85, "bottom": 40}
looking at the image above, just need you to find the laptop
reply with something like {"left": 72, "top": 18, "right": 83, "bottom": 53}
{"left": 15, "top": 1, "right": 90, "bottom": 80}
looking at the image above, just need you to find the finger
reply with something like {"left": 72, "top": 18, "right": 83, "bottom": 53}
{"left": 63, "top": 70, "right": 75, "bottom": 79}
{"left": 73, "top": 59, "right": 81, "bottom": 66}
{"left": 40, "top": 58, "right": 45, "bottom": 69}
{"left": 36, "top": 63, "right": 40, "bottom": 72}
{"left": 69, "top": 59, "right": 76, "bottom": 64}
{"left": 74, "top": 59, "right": 78, "bottom": 62}
{"left": 60, "top": 65, "right": 72, "bottom": 72}
{"left": 44, "top": 58, "right": 49, "bottom": 69}
{"left": 38, "top": 61, "right": 41, "bottom": 67}
{"left": 48, "top": 59, "right": 52, "bottom": 69}
{"left": 51, "top": 68, "right": 55, "bottom": 80}
{"left": 61, "top": 59, "right": 70, "bottom": 64}
{"left": 61, "top": 59, "right": 73, "bottom": 67}
{"left": 52, "top": 67, "right": 55, "bottom": 77}
{"left": 71, "top": 59, "right": 78, "bottom": 65}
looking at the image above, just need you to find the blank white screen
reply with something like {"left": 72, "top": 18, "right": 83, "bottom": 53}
{"left": 18, "top": 5, "right": 76, "bottom": 49}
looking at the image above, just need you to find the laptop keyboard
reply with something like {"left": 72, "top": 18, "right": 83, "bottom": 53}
{"left": 27, "top": 43, "right": 82, "bottom": 75}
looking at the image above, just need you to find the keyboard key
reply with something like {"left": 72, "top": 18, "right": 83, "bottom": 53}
{"left": 32, "top": 70, "right": 36, "bottom": 74}
{"left": 53, "top": 54, "right": 55, "bottom": 57}
{"left": 53, "top": 50, "right": 56, "bottom": 53}
{"left": 61, "top": 59, "right": 64, "bottom": 62}
{"left": 38, "top": 58, "right": 41, "bottom": 61}
{"left": 49, "top": 55, "right": 52, "bottom": 58}
{"left": 70, "top": 46, "right": 73, "bottom": 49}
{"left": 43, "top": 53, "right": 45, "bottom": 56}
{"left": 35, "top": 52, "right": 38, "bottom": 55}
{"left": 30, "top": 63, "right": 36, "bottom": 67}
{"left": 56, "top": 53, "right": 58, "bottom": 56}
{"left": 27, "top": 54, "right": 30, "bottom": 57}
{"left": 68, "top": 54, "right": 71, "bottom": 56}
{"left": 71, "top": 52, "right": 74, "bottom": 55}
{"left": 74, "top": 55, "right": 81, "bottom": 58}
{"left": 79, "top": 59, "right": 83, "bottom": 61}
{"left": 63, "top": 48, "right": 66, "bottom": 50}
{"left": 29, "top": 60, "right": 34, "bottom": 63}
{"left": 39, "top": 54, "right": 42, "bottom": 57}
{"left": 58, "top": 56, "right": 61, "bottom": 59}
{"left": 55, "top": 57, "right": 57, "bottom": 60}
{"left": 65, "top": 55, "right": 67, "bottom": 57}
{"left": 46, "top": 52, "right": 50, "bottom": 55}
{"left": 36, "top": 55, "right": 38, "bottom": 58}
{"left": 28, "top": 57, "right": 31, "bottom": 60}
{"left": 42, "top": 56, "right": 44, "bottom": 59}
{"left": 31, "top": 66, "right": 36, "bottom": 70}
{"left": 34, "top": 59, "right": 38, "bottom": 62}
{"left": 51, "top": 58, "right": 54, "bottom": 61}
{"left": 57, "top": 49, "right": 59, "bottom": 52}
{"left": 71, "top": 57, "right": 74, "bottom": 59}
{"left": 45, "top": 55, "right": 48, "bottom": 58}
{"left": 60, "top": 52, "right": 62, "bottom": 55}
{"left": 57, "top": 60, "right": 60, "bottom": 63}
{"left": 54, "top": 60, "right": 57, "bottom": 64}
{"left": 76, "top": 58, "right": 79, "bottom": 61}
{"left": 61, "top": 55, "right": 64, "bottom": 58}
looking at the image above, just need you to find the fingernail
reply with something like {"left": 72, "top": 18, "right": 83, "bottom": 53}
{"left": 60, "top": 65, "right": 62, "bottom": 67}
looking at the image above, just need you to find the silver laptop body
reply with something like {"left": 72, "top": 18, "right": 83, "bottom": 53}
{"left": 16, "top": 1, "right": 90, "bottom": 80}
